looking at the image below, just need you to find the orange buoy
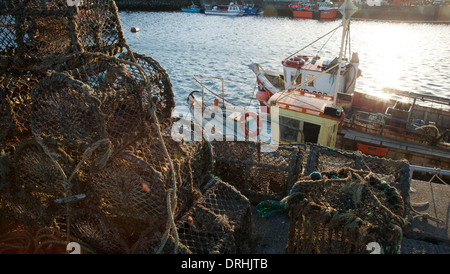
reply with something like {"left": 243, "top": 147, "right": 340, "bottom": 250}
{"left": 131, "top": 27, "right": 140, "bottom": 33}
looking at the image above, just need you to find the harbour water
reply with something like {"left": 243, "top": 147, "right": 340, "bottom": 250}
{"left": 118, "top": 11, "right": 450, "bottom": 116}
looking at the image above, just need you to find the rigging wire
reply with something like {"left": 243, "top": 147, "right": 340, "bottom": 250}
{"left": 286, "top": 24, "right": 342, "bottom": 60}
{"left": 316, "top": 26, "right": 340, "bottom": 58}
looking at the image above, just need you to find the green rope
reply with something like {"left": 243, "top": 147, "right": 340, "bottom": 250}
{"left": 256, "top": 200, "right": 286, "bottom": 218}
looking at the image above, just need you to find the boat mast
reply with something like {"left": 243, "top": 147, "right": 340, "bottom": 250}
{"left": 333, "top": 0, "right": 357, "bottom": 107}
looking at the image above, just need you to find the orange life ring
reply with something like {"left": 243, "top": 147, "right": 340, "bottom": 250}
{"left": 240, "top": 111, "right": 261, "bottom": 137}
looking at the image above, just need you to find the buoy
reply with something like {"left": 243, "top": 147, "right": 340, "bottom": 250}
{"left": 131, "top": 27, "right": 140, "bottom": 33}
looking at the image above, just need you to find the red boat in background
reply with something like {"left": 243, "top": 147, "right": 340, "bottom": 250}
{"left": 289, "top": 1, "right": 339, "bottom": 20}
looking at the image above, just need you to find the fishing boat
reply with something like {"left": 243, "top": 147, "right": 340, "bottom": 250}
{"left": 242, "top": 4, "right": 264, "bottom": 15}
{"left": 187, "top": 0, "right": 450, "bottom": 172}
{"left": 290, "top": 1, "right": 339, "bottom": 20}
{"left": 181, "top": 2, "right": 202, "bottom": 13}
{"left": 204, "top": 2, "right": 244, "bottom": 16}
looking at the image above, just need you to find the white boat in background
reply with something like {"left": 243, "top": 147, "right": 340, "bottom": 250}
{"left": 204, "top": 2, "right": 244, "bottom": 16}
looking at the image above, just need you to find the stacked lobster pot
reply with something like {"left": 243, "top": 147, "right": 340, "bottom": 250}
{"left": 0, "top": 0, "right": 252, "bottom": 254}
{"left": 285, "top": 167, "right": 407, "bottom": 254}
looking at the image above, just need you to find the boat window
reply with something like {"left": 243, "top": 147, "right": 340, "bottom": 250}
{"left": 279, "top": 116, "right": 301, "bottom": 142}
{"left": 305, "top": 74, "right": 315, "bottom": 87}
{"left": 303, "top": 122, "right": 320, "bottom": 143}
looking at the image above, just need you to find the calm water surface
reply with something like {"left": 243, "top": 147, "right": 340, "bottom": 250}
{"left": 118, "top": 12, "right": 450, "bottom": 116}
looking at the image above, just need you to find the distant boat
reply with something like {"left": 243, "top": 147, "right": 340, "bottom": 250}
{"left": 289, "top": 1, "right": 339, "bottom": 20}
{"left": 242, "top": 5, "right": 263, "bottom": 15}
{"left": 182, "top": 2, "right": 202, "bottom": 13}
{"left": 204, "top": 2, "right": 244, "bottom": 16}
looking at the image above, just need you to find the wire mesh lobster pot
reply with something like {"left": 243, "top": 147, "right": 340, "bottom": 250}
{"left": 66, "top": 51, "right": 175, "bottom": 131}
{"left": 176, "top": 179, "right": 252, "bottom": 254}
{"left": 0, "top": 0, "right": 125, "bottom": 72}
{"left": 30, "top": 72, "right": 106, "bottom": 149}
{"left": 211, "top": 141, "right": 304, "bottom": 204}
{"left": 28, "top": 51, "right": 175, "bottom": 147}
{"left": 286, "top": 167, "right": 406, "bottom": 254}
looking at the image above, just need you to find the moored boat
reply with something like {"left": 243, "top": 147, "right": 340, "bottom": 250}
{"left": 181, "top": 2, "right": 202, "bottom": 13}
{"left": 290, "top": 1, "right": 339, "bottom": 20}
{"left": 242, "top": 4, "right": 263, "bottom": 15}
{"left": 204, "top": 2, "right": 244, "bottom": 16}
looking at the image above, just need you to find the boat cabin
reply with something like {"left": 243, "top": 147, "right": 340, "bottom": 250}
{"left": 269, "top": 89, "right": 343, "bottom": 146}
{"left": 258, "top": 53, "right": 359, "bottom": 147}
{"left": 281, "top": 53, "right": 359, "bottom": 95}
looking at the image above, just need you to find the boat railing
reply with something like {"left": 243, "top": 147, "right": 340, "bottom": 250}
{"left": 193, "top": 74, "right": 249, "bottom": 113}
{"left": 347, "top": 110, "right": 450, "bottom": 146}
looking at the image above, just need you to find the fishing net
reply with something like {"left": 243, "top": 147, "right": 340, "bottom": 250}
{"left": 285, "top": 167, "right": 406, "bottom": 254}
{"left": 211, "top": 141, "right": 304, "bottom": 204}
{"left": 0, "top": 0, "right": 125, "bottom": 71}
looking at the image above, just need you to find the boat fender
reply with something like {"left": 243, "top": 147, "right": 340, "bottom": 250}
{"left": 240, "top": 111, "right": 261, "bottom": 138}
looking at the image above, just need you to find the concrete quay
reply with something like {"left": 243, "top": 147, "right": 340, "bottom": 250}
{"left": 402, "top": 179, "right": 450, "bottom": 253}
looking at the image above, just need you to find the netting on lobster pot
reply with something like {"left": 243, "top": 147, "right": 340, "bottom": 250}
{"left": 0, "top": 71, "right": 45, "bottom": 144}
{"left": 67, "top": 56, "right": 146, "bottom": 149}
{"left": 118, "top": 51, "right": 175, "bottom": 125}
{"left": 304, "top": 144, "right": 411, "bottom": 217}
{"left": 175, "top": 179, "right": 252, "bottom": 254}
{"left": 87, "top": 152, "right": 169, "bottom": 236}
{"left": 211, "top": 141, "right": 304, "bottom": 204}
{"left": 0, "top": 0, "right": 125, "bottom": 71}
{"left": 65, "top": 51, "right": 175, "bottom": 148}
{"left": 77, "top": 131, "right": 198, "bottom": 253}
{"left": 285, "top": 167, "right": 406, "bottom": 254}
{"left": 30, "top": 72, "right": 106, "bottom": 148}
{"left": 5, "top": 139, "right": 84, "bottom": 227}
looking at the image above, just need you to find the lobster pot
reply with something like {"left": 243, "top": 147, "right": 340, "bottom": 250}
{"left": 30, "top": 72, "right": 105, "bottom": 148}
{"left": 66, "top": 52, "right": 175, "bottom": 148}
{"left": 305, "top": 144, "right": 411, "bottom": 216}
{"left": 118, "top": 51, "right": 175, "bottom": 125}
{"left": 0, "top": 0, "right": 125, "bottom": 72}
{"left": 286, "top": 168, "right": 405, "bottom": 254}
{"left": 81, "top": 133, "right": 196, "bottom": 251}
{"left": 211, "top": 141, "right": 304, "bottom": 204}
{"left": 67, "top": 207, "right": 139, "bottom": 254}
{"left": 176, "top": 180, "right": 252, "bottom": 254}
{"left": 4, "top": 139, "right": 85, "bottom": 227}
